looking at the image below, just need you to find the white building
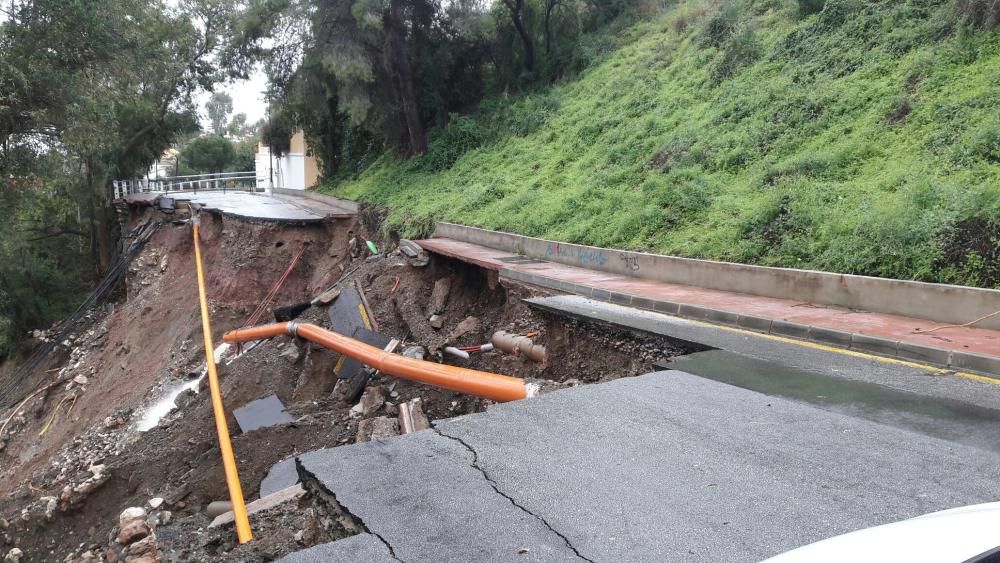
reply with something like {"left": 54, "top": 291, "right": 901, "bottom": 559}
{"left": 256, "top": 130, "right": 319, "bottom": 191}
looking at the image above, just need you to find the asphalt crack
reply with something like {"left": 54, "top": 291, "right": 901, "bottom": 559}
{"left": 432, "top": 426, "right": 596, "bottom": 563}
{"left": 296, "top": 458, "right": 406, "bottom": 562}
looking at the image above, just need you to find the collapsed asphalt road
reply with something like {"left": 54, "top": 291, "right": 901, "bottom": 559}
{"left": 283, "top": 371, "right": 1000, "bottom": 562}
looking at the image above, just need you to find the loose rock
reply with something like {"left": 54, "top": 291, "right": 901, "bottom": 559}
{"left": 427, "top": 278, "right": 451, "bottom": 316}
{"left": 119, "top": 507, "right": 146, "bottom": 525}
{"left": 358, "top": 387, "right": 385, "bottom": 416}
{"left": 115, "top": 519, "right": 150, "bottom": 545}
{"left": 356, "top": 416, "right": 399, "bottom": 442}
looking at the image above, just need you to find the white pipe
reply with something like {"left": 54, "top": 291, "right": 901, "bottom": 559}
{"left": 443, "top": 346, "right": 470, "bottom": 360}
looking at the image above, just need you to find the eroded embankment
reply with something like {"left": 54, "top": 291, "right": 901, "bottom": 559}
{"left": 0, "top": 205, "right": 353, "bottom": 560}
{"left": 0, "top": 204, "right": 697, "bottom": 562}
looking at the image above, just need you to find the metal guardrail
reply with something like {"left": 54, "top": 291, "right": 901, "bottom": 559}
{"left": 114, "top": 171, "right": 262, "bottom": 199}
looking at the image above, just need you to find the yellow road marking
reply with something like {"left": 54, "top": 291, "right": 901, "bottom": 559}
{"left": 359, "top": 303, "right": 372, "bottom": 330}
{"left": 675, "top": 315, "right": 999, "bottom": 385}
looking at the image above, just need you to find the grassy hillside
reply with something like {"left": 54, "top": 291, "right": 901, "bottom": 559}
{"left": 322, "top": 0, "right": 1000, "bottom": 288}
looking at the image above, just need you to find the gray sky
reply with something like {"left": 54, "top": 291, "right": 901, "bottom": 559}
{"left": 199, "top": 67, "right": 270, "bottom": 128}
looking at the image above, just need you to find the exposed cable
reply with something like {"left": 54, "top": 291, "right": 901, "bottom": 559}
{"left": 912, "top": 309, "right": 1000, "bottom": 334}
{"left": 242, "top": 245, "right": 307, "bottom": 328}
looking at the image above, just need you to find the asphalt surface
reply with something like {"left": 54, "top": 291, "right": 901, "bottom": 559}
{"left": 124, "top": 191, "right": 335, "bottom": 223}
{"left": 283, "top": 371, "right": 1000, "bottom": 562}
{"left": 526, "top": 295, "right": 1000, "bottom": 412}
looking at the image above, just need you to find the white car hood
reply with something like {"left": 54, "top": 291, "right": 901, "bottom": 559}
{"left": 763, "top": 502, "right": 1000, "bottom": 562}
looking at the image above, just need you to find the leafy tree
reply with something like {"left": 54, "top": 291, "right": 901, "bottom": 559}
{"left": 227, "top": 112, "right": 258, "bottom": 139}
{"left": 206, "top": 92, "right": 235, "bottom": 135}
{"left": 182, "top": 135, "right": 236, "bottom": 173}
{"left": 0, "top": 0, "right": 236, "bottom": 353}
{"left": 229, "top": 138, "right": 258, "bottom": 171}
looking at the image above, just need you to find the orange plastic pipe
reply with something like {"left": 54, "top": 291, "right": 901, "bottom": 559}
{"left": 223, "top": 322, "right": 530, "bottom": 402}
{"left": 193, "top": 220, "right": 252, "bottom": 544}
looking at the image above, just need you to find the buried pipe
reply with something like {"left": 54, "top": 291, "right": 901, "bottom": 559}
{"left": 222, "top": 322, "right": 533, "bottom": 403}
{"left": 443, "top": 346, "right": 470, "bottom": 360}
{"left": 491, "top": 331, "right": 547, "bottom": 363}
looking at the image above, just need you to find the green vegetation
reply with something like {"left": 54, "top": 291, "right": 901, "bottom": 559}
{"left": 322, "top": 0, "right": 1000, "bottom": 288}
{"left": 0, "top": 0, "right": 237, "bottom": 355}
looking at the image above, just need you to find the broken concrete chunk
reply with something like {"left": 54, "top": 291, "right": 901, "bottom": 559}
{"left": 3, "top": 548, "right": 23, "bottom": 563}
{"left": 429, "top": 314, "right": 444, "bottom": 329}
{"left": 147, "top": 497, "right": 164, "bottom": 510}
{"left": 358, "top": 387, "right": 386, "bottom": 416}
{"left": 399, "top": 239, "right": 430, "bottom": 267}
{"left": 356, "top": 416, "right": 400, "bottom": 442}
{"left": 399, "top": 398, "right": 431, "bottom": 434}
{"left": 401, "top": 346, "right": 426, "bottom": 360}
{"left": 398, "top": 239, "right": 422, "bottom": 258}
{"left": 447, "top": 316, "right": 481, "bottom": 341}
{"left": 209, "top": 484, "right": 305, "bottom": 528}
{"left": 427, "top": 278, "right": 451, "bottom": 316}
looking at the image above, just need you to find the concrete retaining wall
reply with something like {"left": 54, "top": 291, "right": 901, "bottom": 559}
{"left": 434, "top": 222, "right": 1000, "bottom": 329}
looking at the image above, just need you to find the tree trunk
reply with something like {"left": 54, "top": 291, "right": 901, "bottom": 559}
{"left": 387, "top": 0, "right": 427, "bottom": 155}
{"left": 544, "top": 0, "right": 556, "bottom": 55}
{"left": 85, "top": 159, "right": 115, "bottom": 276}
{"left": 505, "top": 0, "right": 535, "bottom": 72}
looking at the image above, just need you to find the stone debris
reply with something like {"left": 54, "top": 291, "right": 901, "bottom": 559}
{"left": 209, "top": 484, "right": 306, "bottom": 528}
{"left": 205, "top": 501, "right": 233, "bottom": 519}
{"left": 3, "top": 548, "right": 22, "bottom": 563}
{"left": 280, "top": 341, "right": 301, "bottom": 364}
{"left": 401, "top": 346, "right": 426, "bottom": 360}
{"left": 398, "top": 239, "right": 430, "bottom": 267}
{"left": 427, "top": 278, "right": 451, "bottom": 317}
{"left": 104, "top": 502, "right": 165, "bottom": 563}
{"left": 357, "top": 386, "right": 385, "bottom": 417}
{"left": 447, "top": 316, "right": 481, "bottom": 341}
{"left": 399, "top": 398, "right": 430, "bottom": 434}
{"left": 147, "top": 498, "right": 164, "bottom": 510}
{"left": 116, "top": 519, "right": 150, "bottom": 545}
{"left": 429, "top": 314, "right": 444, "bottom": 329}
{"left": 355, "top": 416, "right": 400, "bottom": 442}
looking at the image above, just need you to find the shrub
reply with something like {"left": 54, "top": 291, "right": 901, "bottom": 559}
{"left": 709, "top": 24, "right": 761, "bottom": 83}
{"left": 700, "top": 2, "right": 741, "bottom": 47}
{"left": 797, "top": 0, "right": 825, "bottom": 16}
{"left": 413, "top": 115, "right": 487, "bottom": 172}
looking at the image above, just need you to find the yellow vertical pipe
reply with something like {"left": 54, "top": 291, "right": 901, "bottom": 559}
{"left": 192, "top": 219, "right": 253, "bottom": 543}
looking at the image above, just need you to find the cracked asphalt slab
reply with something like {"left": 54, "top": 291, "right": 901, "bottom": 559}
{"left": 295, "top": 431, "right": 581, "bottom": 562}
{"left": 282, "top": 372, "right": 1000, "bottom": 562}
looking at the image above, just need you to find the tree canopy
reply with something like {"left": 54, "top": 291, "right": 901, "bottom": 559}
{"left": 230, "top": 0, "right": 635, "bottom": 172}
{"left": 206, "top": 92, "right": 234, "bottom": 136}
{"left": 0, "top": 0, "right": 236, "bottom": 355}
{"left": 182, "top": 135, "right": 236, "bottom": 173}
